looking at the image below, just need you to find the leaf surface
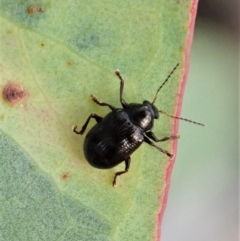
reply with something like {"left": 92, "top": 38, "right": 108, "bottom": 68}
{"left": 0, "top": 1, "right": 197, "bottom": 240}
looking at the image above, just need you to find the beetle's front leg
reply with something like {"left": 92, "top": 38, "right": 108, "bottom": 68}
{"left": 146, "top": 131, "right": 180, "bottom": 142}
{"left": 73, "top": 113, "right": 102, "bottom": 135}
{"left": 114, "top": 70, "right": 128, "bottom": 109}
{"left": 112, "top": 157, "right": 131, "bottom": 187}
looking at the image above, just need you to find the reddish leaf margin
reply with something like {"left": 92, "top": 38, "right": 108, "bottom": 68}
{"left": 155, "top": 0, "right": 199, "bottom": 240}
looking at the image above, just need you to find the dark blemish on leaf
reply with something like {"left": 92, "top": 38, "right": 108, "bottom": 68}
{"left": 67, "top": 61, "right": 72, "bottom": 67}
{"left": 2, "top": 83, "right": 27, "bottom": 106}
{"left": 61, "top": 173, "right": 70, "bottom": 180}
{"left": 40, "top": 43, "right": 45, "bottom": 47}
{"left": 71, "top": 34, "right": 99, "bottom": 51}
{"left": 27, "top": 5, "right": 44, "bottom": 15}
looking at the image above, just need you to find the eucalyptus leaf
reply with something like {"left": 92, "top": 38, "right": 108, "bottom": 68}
{"left": 0, "top": 1, "right": 197, "bottom": 240}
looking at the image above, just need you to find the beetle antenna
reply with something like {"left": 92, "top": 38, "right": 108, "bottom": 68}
{"left": 159, "top": 110, "right": 205, "bottom": 126}
{"left": 152, "top": 63, "right": 180, "bottom": 104}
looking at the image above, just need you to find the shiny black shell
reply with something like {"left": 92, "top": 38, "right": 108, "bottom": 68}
{"left": 73, "top": 66, "right": 181, "bottom": 186}
{"left": 84, "top": 109, "right": 144, "bottom": 169}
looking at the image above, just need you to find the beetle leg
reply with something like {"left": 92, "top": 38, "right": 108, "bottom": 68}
{"left": 73, "top": 113, "right": 102, "bottom": 135}
{"left": 91, "top": 95, "right": 116, "bottom": 110}
{"left": 146, "top": 131, "right": 180, "bottom": 142}
{"left": 115, "top": 70, "right": 128, "bottom": 109}
{"left": 112, "top": 157, "right": 131, "bottom": 187}
{"left": 143, "top": 136, "right": 174, "bottom": 158}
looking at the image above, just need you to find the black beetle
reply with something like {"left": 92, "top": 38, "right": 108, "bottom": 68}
{"left": 73, "top": 64, "right": 204, "bottom": 187}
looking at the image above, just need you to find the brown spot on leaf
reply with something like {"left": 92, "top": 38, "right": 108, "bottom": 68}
{"left": 61, "top": 173, "right": 70, "bottom": 180}
{"left": 2, "top": 83, "right": 27, "bottom": 106}
{"left": 67, "top": 61, "right": 72, "bottom": 67}
{"left": 27, "top": 5, "right": 44, "bottom": 14}
{"left": 40, "top": 43, "right": 45, "bottom": 47}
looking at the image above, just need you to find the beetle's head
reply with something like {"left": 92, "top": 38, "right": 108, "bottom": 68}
{"left": 126, "top": 64, "right": 179, "bottom": 131}
{"left": 126, "top": 100, "right": 159, "bottom": 131}
{"left": 122, "top": 63, "right": 205, "bottom": 132}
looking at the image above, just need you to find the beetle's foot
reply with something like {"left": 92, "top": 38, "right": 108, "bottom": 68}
{"left": 174, "top": 135, "right": 180, "bottom": 140}
{"left": 72, "top": 125, "right": 77, "bottom": 132}
{"left": 114, "top": 69, "right": 120, "bottom": 76}
{"left": 91, "top": 95, "right": 97, "bottom": 101}
{"left": 170, "top": 153, "right": 175, "bottom": 159}
{"left": 72, "top": 125, "right": 83, "bottom": 135}
{"left": 168, "top": 135, "right": 180, "bottom": 141}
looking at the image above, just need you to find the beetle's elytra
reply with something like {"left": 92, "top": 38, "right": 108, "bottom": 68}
{"left": 73, "top": 64, "right": 204, "bottom": 187}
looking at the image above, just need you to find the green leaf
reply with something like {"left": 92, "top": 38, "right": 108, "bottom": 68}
{"left": 0, "top": 1, "right": 197, "bottom": 240}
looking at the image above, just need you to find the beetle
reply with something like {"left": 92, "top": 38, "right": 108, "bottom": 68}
{"left": 73, "top": 64, "right": 204, "bottom": 187}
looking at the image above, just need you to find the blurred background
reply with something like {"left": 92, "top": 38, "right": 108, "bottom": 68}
{"left": 161, "top": 0, "right": 239, "bottom": 241}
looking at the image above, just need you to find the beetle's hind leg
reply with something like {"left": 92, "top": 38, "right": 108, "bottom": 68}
{"left": 91, "top": 95, "right": 116, "bottom": 110}
{"left": 112, "top": 157, "right": 131, "bottom": 187}
{"left": 73, "top": 113, "right": 102, "bottom": 135}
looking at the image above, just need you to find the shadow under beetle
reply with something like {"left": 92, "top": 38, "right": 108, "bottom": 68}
{"left": 73, "top": 64, "right": 204, "bottom": 187}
